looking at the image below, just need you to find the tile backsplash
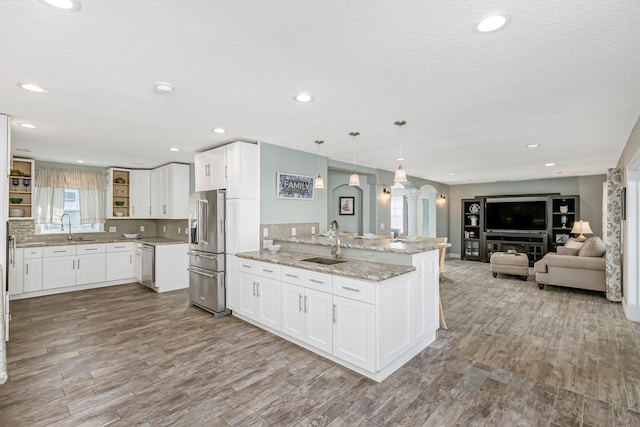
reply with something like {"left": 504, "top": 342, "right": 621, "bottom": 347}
{"left": 9, "top": 219, "right": 189, "bottom": 244}
{"left": 260, "top": 222, "right": 320, "bottom": 247}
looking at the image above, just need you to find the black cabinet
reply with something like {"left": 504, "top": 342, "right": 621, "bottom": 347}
{"left": 485, "top": 233, "right": 548, "bottom": 266}
{"left": 461, "top": 199, "right": 483, "bottom": 261}
{"left": 548, "top": 196, "right": 580, "bottom": 251}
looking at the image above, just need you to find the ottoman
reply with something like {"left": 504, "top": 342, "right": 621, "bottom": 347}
{"left": 490, "top": 252, "right": 529, "bottom": 281}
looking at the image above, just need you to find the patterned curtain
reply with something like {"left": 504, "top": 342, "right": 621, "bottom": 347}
{"left": 605, "top": 168, "right": 623, "bottom": 302}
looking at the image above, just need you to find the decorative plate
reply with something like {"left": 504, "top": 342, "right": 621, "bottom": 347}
{"left": 469, "top": 203, "right": 480, "bottom": 214}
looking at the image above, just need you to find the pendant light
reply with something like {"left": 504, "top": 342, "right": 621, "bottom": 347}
{"left": 314, "top": 140, "right": 325, "bottom": 189}
{"left": 349, "top": 131, "right": 361, "bottom": 186}
{"left": 394, "top": 120, "right": 408, "bottom": 183}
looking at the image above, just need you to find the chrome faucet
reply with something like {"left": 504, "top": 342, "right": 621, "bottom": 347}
{"left": 329, "top": 220, "right": 342, "bottom": 259}
{"left": 60, "top": 213, "right": 72, "bottom": 241}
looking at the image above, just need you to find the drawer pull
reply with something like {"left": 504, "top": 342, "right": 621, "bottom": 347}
{"left": 341, "top": 286, "right": 361, "bottom": 293}
{"left": 309, "top": 278, "right": 324, "bottom": 284}
{"left": 84, "top": 248, "right": 99, "bottom": 251}
{"left": 285, "top": 273, "right": 298, "bottom": 278}
{"left": 114, "top": 245, "right": 126, "bottom": 249}
{"left": 242, "top": 264, "right": 252, "bottom": 268}
{"left": 262, "top": 268, "right": 273, "bottom": 273}
{"left": 53, "top": 250, "right": 68, "bottom": 253}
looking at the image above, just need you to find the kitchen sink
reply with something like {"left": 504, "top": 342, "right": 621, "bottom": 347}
{"left": 302, "top": 257, "right": 347, "bottom": 265}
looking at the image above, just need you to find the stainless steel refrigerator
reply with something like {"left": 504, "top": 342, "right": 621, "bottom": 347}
{"left": 188, "top": 190, "right": 230, "bottom": 316}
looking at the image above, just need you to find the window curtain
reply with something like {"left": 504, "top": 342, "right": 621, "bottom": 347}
{"left": 35, "top": 167, "right": 108, "bottom": 224}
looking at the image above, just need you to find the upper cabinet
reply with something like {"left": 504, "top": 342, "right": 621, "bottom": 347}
{"left": 194, "top": 141, "right": 259, "bottom": 198}
{"left": 130, "top": 169, "right": 151, "bottom": 218}
{"left": 109, "top": 164, "right": 187, "bottom": 219}
{"left": 150, "top": 163, "right": 189, "bottom": 219}
{"left": 9, "top": 158, "right": 34, "bottom": 219}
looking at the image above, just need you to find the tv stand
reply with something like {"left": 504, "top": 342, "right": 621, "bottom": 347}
{"left": 485, "top": 232, "right": 548, "bottom": 265}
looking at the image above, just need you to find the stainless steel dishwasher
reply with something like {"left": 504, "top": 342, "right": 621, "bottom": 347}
{"left": 141, "top": 244, "right": 156, "bottom": 290}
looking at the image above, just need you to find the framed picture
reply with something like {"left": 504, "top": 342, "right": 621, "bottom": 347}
{"left": 556, "top": 234, "right": 569, "bottom": 244}
{"left": 339, "top": 196, "right": 355, "bottom": 215}
{"left": 276, "top": 172, "right": 314, "bottom": 200}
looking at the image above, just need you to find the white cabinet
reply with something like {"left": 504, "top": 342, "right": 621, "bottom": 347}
{"left": 23, "top": 248, "right": 43, "bottom": 293}
{"left": 106, "top": 242, "right": 134, "bottom": 281}
{"left": 130, "top": 169, "right": 151, "bottom": 218}
{"left": 194, "top": 142, "right": 259, "bottom": 197}
{"left": 135, "top": 243, "right": 142, "bottom": 283}
{"left": 238, "top": 272, "right": 259, "bottom": 319}
{"left": 9, "top": 248, "right": 23, "bottom": 295}
{"left": 255, "top": 276, "right": 281, "bottom": 330}
{"left": 194, "top": 149, "right": 225, "bottom": 192}
{"left": 42, "top": 246, "right": 77, "bottom": 290}
{"left": 225, "top": 198, "right": 260, "bottom": 254}
{"left": 332, "top": 295, "right": 376, "bottom": 372}
{"left": 282, "top": 282, "right": 333, "bottom": 354}
{"left": 76, "top": 244, "right": 106, "bottom": 285}
{"left": 237, "top": 263, "right": 282, "bottom": 331}
{"left": 226, "top": 254, "right": 239, "bottom": 310}
{"left": 154, "top": 243, "right": 189, "bottom": 292}
{"left": 151, "top": 163, "right": 189, "bottom": 219}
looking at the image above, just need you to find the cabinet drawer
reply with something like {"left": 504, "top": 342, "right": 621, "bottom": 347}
{"left": 304, "top": 271, "right": 333, "bottom": 293}
{"left": 77, "top": 243, "right": 106, "bottom": 254}
{"left": 43, "top": 246, "right": 76, "bottom": 257}
{"left": 107, "top": 242, "right": 133, "bottom": 253}
{"left": 333, "top": 276, "right": 376, "bottom": 304}
{"left": 238, "top": 259, "right": 259, "bottom": 274}
{"left": 281, "top": 266, "right": 305, "bottom": 285}
{"left": 238, "top": 259, "right": 281, "bottom": 279}
{"left": 24, "top": 247, "right": 43, "bottom": 259}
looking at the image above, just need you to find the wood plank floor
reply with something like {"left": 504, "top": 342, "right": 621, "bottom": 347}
{"left": 2, "top": 259, "right": 640, "bottom": 426}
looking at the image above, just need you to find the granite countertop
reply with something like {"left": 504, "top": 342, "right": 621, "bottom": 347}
{"left": 274, "top": 235, "right": 450, "bottom": 254}
{"left": 236, "top": 250, "right": 416, "bottom": 282}
{"left": 16, "top": 237, "right": 187, "bottom": 248}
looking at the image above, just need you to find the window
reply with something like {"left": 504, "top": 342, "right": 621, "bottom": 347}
{"left": 37, "top": 189, "right": 103, "bottom": 234}
{"left": 391, "top": 195, "right": 405, "bottom": 235}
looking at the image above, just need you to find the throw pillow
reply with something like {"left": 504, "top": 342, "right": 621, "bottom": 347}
{"left": 578, "top": 236, "right": 606, "bottom": 257}
{"left": 565, "top": 238, "right": 585, "bottom": 250}
{"left": 557, "top": 247, "right": 579, "bottom": 256}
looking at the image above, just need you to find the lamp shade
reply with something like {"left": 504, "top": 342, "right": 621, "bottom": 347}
{"left": 349, "top": 173, "right": 360, "bottom": 186}
{"left": 314, "top": 175, "right": 325, "bottom": 189}
{"left": 570, "top": 220, "right": 593, "bottom": 241}
{"left": 394, "top": 164, "right": 408, "bottom": 183}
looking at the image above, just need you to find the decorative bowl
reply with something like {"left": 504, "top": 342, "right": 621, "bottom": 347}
{"left": 267, "top": 245, "right": 281, "bottom": 253}
{"left": 114, "top": 212, "right": 125, "bottom": 217}
{"left": 123, "top": 233, "right": 140, "bottom": 239}
{"left": 115, "top": 201, "right": 125, "bottom": 206}
{"left": 114, "top": 177, "right": 127, "bottom": 184}
{"left": 10, "top": 198, "right": 23, "bottom": 204}
{"left": 405, "top": 235, "right": 417, "bottom": 242}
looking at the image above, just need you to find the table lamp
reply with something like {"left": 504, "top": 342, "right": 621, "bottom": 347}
{"left": 571, "top": 220, "right": 593, "bottom": 241}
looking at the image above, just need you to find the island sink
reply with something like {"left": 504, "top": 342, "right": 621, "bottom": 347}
{"left": 302, "top": 257, "right": 347, "bottom": 265}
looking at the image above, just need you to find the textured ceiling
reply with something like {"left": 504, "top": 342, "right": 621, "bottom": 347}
{"left": 1, "top": 0, "right": 639, "bottom": 184}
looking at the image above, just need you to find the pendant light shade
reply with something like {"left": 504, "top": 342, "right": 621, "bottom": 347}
{"left": 394, "top": 164, "right": 408, "bottom": 183}
{"left": 349, "top": 131, "right": 360, "bottom": 186}
{"left": 313, "top": 140, "right": 325, "bottom": 188}
{"left": 393, "top": 120, "right": 408, "bottom": 183}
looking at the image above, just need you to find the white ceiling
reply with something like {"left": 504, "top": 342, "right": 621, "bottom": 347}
{"left": 1, "top": 0, "right": 639, "bottom": 184}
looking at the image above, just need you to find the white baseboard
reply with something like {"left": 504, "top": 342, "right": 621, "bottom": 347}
{"left": 623, "top": 300, "right": 640, "bottom": 323}
{"left": 449, "top": 253, "right": 461, "bottom": 259}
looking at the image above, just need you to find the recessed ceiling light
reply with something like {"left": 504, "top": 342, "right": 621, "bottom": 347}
{"left": 169, "top": 147, "right": 180, "bottom": 152}
{"left": 19, "top": 123, "right": 38, "bottom": 129}
{"left": 474, "top": 13, "right": 510, "bottom": 33}
{"left": 557, "top": 172, "right": 563, "bottom": 175}
{"left": 294, "top": 93, "right": 313, "bottom": 103}
{"left": 527, "top": 144, "right": 541, "bottom": 148}
{"left": 212, "top": 128, "right": 226, "bottom": 134}
{"left": 545, "top": 163, "right": 555, "bottom": 167}
{"left": 155, "top": 82, "right": 173, "bottom": 93}
{"left": 76, "top": 160, "right": 84, "bottom": 163}
{"left": 448, "top": 173, "right": 456, "bottom": 176}
{"left": 396, "top": 157, "right": 405, "bottom": 162}
{"left": 38, "top": 0, "right": 82, "bottom": 12}
{"left": 17, "top": 82, "right": 48, "bottom": 93}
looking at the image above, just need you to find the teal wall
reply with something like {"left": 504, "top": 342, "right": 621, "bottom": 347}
{"left": 448, "top": 174, "right": 607, "bottom": 255}
{"left": 260, "top": 143, "right": 328, "bottom": 231}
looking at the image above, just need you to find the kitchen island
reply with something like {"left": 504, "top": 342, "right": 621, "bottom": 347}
{"left": 231, "top": 236, "right": 445, "bottom": 382}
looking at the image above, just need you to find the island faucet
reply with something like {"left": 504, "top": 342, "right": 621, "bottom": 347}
{"left": 60, "top": 213, "right": 72, "bottom": 241}
{"left": 329, "top": 220, "right": 342, "bottom": 259}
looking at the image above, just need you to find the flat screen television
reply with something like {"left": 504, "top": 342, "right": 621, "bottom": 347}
{"left": 485, "top": 199, "right": 547, "bottom": 231}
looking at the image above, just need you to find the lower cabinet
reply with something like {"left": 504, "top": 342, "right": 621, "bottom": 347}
{"left": 282, "top": 283, "right": 333, "bottom": 354}
{"left": 42, "top": 255, "right": 77, "bottom": 289}
{"left": 106, "top": 242, "right": 134, "bottom": 281}
{"left": 238, "top": 272, "right": 281, "bottom": 330}
{"left": 23, "top": 257, "right": 43, "bottom": 293}
{"left": 332, "top": 295, "right": 376, "bottom": 372}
